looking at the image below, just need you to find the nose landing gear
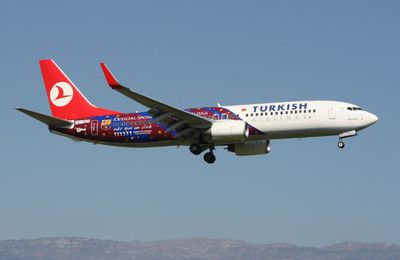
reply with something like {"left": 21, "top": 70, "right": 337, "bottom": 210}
{"left": 337, "top": 130, "right": 357, "bottom": 149}
{"left": 338, "top": 139, "right": 345, "bottom": 149}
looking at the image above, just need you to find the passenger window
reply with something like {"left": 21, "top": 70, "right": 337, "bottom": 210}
{"left": 246, "top": 114, "right": 248, "bottom": 117}
{"left": 295, "top": 111, "right": 297, "bottom": 114}
{"left": 290, "top": 111, "right": 293, "bottom": 114}
{"left": 285, "top": 111, "right": 288, "bottom": 114}
{"left": 299, "top": 110, "right": 302, "bottom": 113}
{"left": 251, "top": 113, "right": 253, "bottom": 117}
{"left": 280, "top": 111, "right": 283, "bottom": 115}
{"left": 275, "top": 112, "right": 278, "bottom": 115}
{"left": 260, "top": 113, "right": 263, "bottom": 116}
{"left": 304, "top": 110, "right": 307, "bottom": 113}
{"left": 308, "top": 110, "right": 311, "bottom": 113}
{"left": 313, "top": 109, "right": 316, "bottom": 113}
{"left": 255, "top": 113, "right": 258, "bottom": 116}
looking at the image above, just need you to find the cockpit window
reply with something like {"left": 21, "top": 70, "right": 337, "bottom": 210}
{"left": 347, "top": 107, "right": 363, "bottom": 111}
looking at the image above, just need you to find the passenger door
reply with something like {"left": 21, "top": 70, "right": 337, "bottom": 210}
{"left": 328, "top": 106, "right": 336, "bottom": 120}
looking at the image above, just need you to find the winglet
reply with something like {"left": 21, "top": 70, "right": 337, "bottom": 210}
{"left": 100, "top": 63, "right": 124, "bottom": 89}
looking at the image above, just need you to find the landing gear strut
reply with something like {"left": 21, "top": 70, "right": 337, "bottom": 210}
{"left": 203, "top": 147, "right": 216, "bottom": 164}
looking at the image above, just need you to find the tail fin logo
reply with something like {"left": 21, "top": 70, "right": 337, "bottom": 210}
{"left": 50, "top": 82, "right": 73, "bottom": 107}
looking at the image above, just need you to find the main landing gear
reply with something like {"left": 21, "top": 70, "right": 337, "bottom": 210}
{"left": 189, "top": 144, "right": 203, "bottom": 155}
{"left": 189, "top": 144, "right": 216, "bottom": 164}
{"left": 203, "top": 150, "right": 216, "bottom": 164}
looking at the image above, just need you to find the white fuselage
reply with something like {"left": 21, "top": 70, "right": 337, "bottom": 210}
{"left": 225, "top": 100, "right": 378, "bottom": 141}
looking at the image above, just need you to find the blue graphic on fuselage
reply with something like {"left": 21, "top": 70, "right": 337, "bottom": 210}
{"left": 62, "top": 106, "right": 266, "bottom": 144}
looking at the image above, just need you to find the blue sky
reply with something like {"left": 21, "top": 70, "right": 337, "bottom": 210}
{"left": 0, "top": 1, "right": 399, "bottom": 246}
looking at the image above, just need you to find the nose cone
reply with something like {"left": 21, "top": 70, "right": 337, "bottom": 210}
{"left": 371, "top": 113, "right": 378, "bottom": 124}
{"left": 366, "top": 112, "right": 378, "bottom": 126}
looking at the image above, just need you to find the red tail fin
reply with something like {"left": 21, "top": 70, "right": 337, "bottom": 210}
{"left": 39, "top": 59, "right": 120, "bottom": 119}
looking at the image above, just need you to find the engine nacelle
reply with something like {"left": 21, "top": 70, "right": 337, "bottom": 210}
{"left": 228, "top": 140, "right": 271, "bottom": 156}
{"left": 208, "top": 120, "right": 249, "bottom": 142}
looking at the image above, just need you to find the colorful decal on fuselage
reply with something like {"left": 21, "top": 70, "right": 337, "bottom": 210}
{"left": 101, "top": 119, "right": 112, "bottom": 130}
{"left": 52, "top": 106, "right": 265, "bottom": 144}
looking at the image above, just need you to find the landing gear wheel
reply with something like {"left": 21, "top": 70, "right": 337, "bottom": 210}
{"left": 203, "top": 152, "right": 216, "bottom": 164}
{"left": 189, "top": 144, "right": 202, "bottom": 155}
{"left": 338, "top": 140, "right": 345, "bottom": 149}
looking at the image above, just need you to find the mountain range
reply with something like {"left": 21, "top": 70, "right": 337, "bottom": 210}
{"left": 1, "top": 237, "right": 399, "bottom": 260}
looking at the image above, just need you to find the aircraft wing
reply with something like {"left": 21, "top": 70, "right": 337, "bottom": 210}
{"left": 16, "top": 107, "right": 72, "bottom": 128}
{"left": 100, "top": 63, "right": 213, "bottom": 133}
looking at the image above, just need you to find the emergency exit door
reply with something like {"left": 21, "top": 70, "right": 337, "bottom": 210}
{"left": 91, "top": 120, "right": 99, "bottom": 135}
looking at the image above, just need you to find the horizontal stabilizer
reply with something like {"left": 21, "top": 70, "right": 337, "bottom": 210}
{"left": 15, "top": 107, "right": 73, "bottom": 128}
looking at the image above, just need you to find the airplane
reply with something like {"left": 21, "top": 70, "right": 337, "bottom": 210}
{"left": 16, "top": 59, "right": 378, "bottom": 164}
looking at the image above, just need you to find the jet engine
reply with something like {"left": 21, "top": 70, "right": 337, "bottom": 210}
{"left": 207, "top": 120, "right": 249, "bottom": 142}
{"left": 228, "top": 140, "right": 271, "bottom": 156}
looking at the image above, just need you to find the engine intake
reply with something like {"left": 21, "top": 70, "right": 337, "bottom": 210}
{"left": 228, "top": 140, "right": 271, "bottom": 156}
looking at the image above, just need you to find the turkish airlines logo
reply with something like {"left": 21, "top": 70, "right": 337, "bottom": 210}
{"left": 50, "top": 82, "right": 73, "bottom": 107}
